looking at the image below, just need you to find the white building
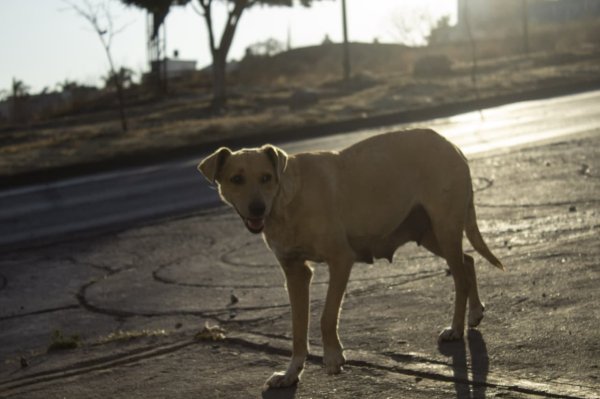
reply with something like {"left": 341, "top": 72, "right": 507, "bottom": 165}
{"left": 431, "top": 0, "right": 600, "bottom": 44}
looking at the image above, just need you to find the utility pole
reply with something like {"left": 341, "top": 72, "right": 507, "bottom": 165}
{"left": 522, "top": 0, "right": 530, "bottom": 55}
{"left": 341, "top": 0, "right": 351, "bottom": 81}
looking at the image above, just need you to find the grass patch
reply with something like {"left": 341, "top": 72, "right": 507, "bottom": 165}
{"left": 47, "top": 330, "right": 81, "bottom": 352}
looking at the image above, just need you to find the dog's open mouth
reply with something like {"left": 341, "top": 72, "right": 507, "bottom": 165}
{"left": 244, "top": 217, "right": 265, "bottom": 234}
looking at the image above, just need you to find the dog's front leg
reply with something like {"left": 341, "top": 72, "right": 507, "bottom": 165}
{"left": 265, "top": 260, "right": 313, "bottom": 389}
{"left": 321, "top": 257, "right": 353, "bottom": 374}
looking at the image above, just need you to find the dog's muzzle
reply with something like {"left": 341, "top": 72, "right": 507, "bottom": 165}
{"left": 243, "top": 200, "right": 266, "bottom": 234}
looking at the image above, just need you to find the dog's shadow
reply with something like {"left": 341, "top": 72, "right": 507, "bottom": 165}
{"left": 438, "top": 329, "right": 489, "bottom": 399}
{"left": 261, "top": 385, "right": 298, "bottom": 399}
{"left": 259, "top": 331, "right": 488, "bottom": 399}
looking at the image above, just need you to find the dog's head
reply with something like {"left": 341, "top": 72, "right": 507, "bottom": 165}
{"left": 198, "top": 144, "right": 288, "bottom": 234}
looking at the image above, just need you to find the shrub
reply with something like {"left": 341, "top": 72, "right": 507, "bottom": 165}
{"left": 413, "top": 54, "right": 453, "bottom": 76}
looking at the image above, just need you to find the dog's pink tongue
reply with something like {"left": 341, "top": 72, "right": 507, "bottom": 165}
{"left": 247, "top": 218, "right": 264, "bottom": 230}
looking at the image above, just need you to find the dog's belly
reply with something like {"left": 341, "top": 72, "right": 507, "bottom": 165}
{"left": 347, "top": 205, "right": 432, "bottom": 264}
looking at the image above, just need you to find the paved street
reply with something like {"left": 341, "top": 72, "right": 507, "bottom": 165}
{"left": 0, "top": 93, "right": 599, "bottom": 398}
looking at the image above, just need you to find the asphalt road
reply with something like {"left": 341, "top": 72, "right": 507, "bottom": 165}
{"left": 1, "top": 89, "right": 599, "bottom": 251}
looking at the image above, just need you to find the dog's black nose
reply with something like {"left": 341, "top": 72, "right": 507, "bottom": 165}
{"left": 248, "top": 200, "right": 266, "bottom": 217}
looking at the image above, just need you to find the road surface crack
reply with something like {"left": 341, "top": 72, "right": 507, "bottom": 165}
{"left": 0, "top": 305, "right": 80, "bottom": 321}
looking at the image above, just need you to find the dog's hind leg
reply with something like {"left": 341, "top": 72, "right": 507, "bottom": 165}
{"left": 421, "top": 229, "right": 485, "bottom": 331}
{"left": 464, "top": 254, "right": 485, "bottom": 327}
{"left": 266, "top": 259, "right": 313, "bottom": 388}
{"left": 426, "top": 221, "right": 469, "bottom": 342}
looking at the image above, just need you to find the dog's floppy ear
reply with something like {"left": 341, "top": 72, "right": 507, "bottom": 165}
{"left": 198, "top": 147, "right": 232, "bottom": 184}
{"left": 262, "top": 144, "right": 288, "bottom": 181}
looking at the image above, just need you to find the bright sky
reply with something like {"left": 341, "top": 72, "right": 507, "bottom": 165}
{"left": 0, "top": 0, "right": 457, "bottom": 93}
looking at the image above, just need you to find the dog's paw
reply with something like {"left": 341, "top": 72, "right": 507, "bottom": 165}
{"left": 264, "top": 371, "right": 299, "bottom": 389}
{"left": 468, "top": 303, "right": 485, "bottom": 328}
{"left": 323, "top": 348, "right": 346, "bottom": 374}
{"left": 438, "top": 327, "right": 464, "bottom": 342}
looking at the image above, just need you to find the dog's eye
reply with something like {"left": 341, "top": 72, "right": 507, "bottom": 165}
{"left": 230, "top": 175, "right": 245, "bottom": 185}
{"left": 261, "top": 174, "right": 272, "bottom": 184}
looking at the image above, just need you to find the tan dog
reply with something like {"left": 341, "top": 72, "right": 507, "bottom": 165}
{"left": 198, "top": 129, "right": 504, "bottom": 388}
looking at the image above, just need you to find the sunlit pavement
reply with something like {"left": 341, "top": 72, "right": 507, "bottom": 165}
{"left": 279, "top": 89, "right": 600, "bottom": 156}
{"left": 0, "top": 93, "right": 599, "bottom": 398}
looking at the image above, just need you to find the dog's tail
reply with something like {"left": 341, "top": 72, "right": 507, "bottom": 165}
{"left": 465, "top": 195, "right": 505, "bottom": 270}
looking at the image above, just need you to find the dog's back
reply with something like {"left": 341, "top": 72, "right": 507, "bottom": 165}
{"left": 334, "top": 129, "right": 471, "bottom": 238}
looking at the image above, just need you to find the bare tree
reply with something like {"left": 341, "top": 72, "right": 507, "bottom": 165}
{"left": 195, "top": 0, "right": 246, "bottom": 111}
{"left": 389, "top": 5, "right": 435, "bottom": 46}
{"left": 196, "top": 0, "right": 328, "bottom": 111}
{"left": 124, "top": 0, "right": 322, "bottom": 112}
{"left": 64, "top": 0, "right": 129, "bottom": 132}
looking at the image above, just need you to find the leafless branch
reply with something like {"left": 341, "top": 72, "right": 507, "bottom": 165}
{"left": 389, "top": 6, "right": 434, "bottom": 46}
{"left": 62, "top": 0, "right": 129, "bottom": 131}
